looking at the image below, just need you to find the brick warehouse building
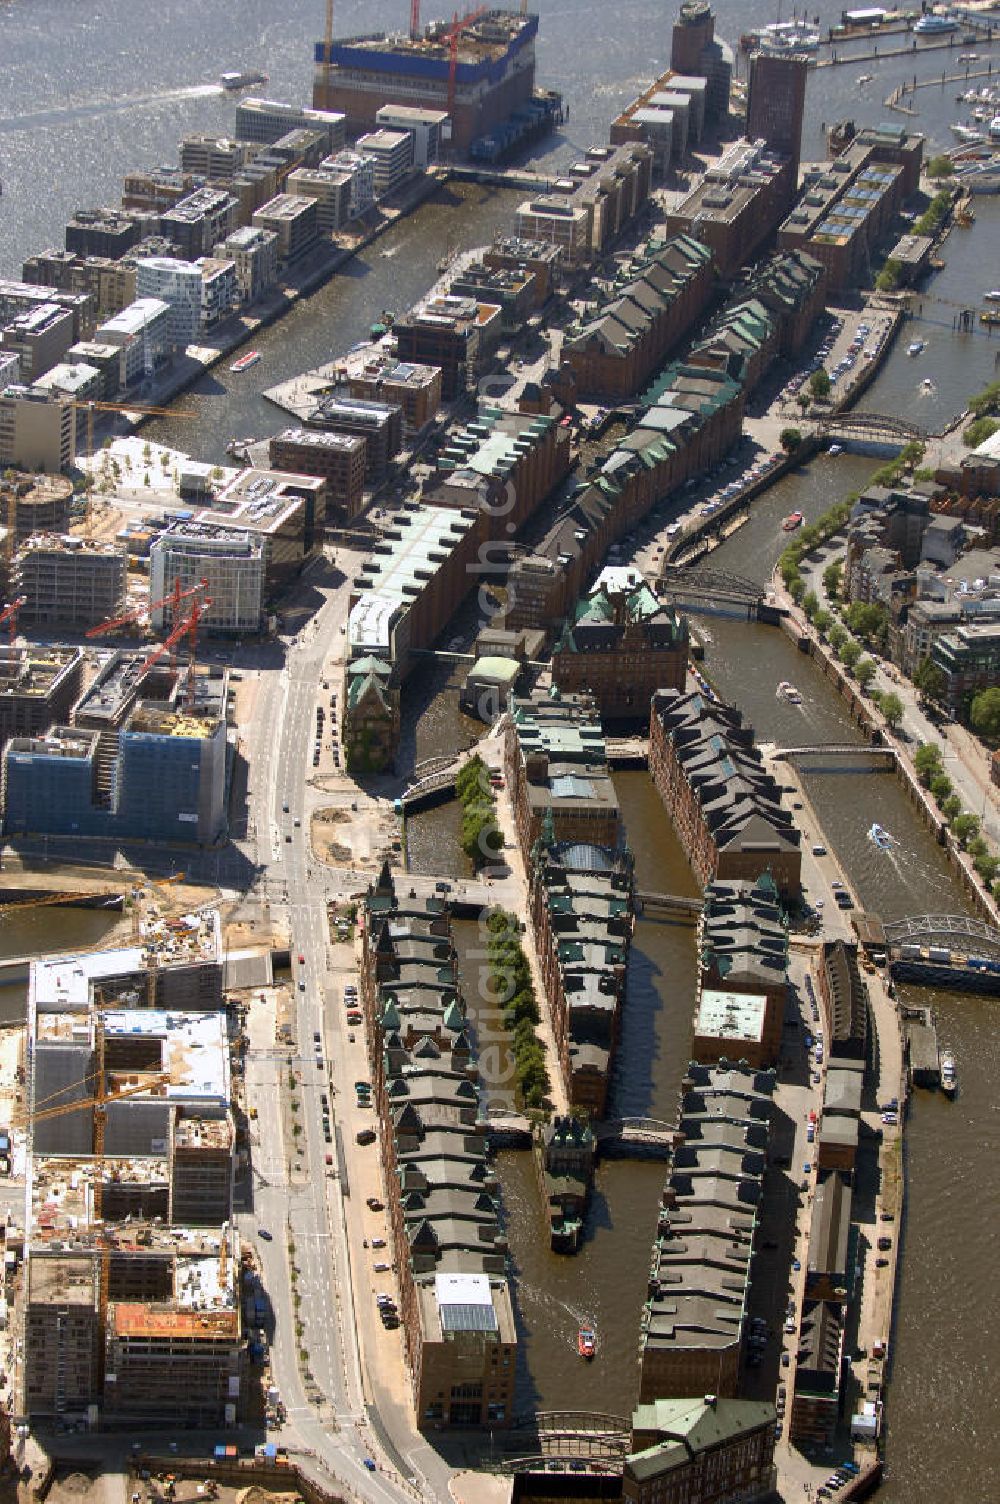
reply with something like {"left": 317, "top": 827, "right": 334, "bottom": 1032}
{"left": 649, "top": 689, "right": 801, "bottom": 898}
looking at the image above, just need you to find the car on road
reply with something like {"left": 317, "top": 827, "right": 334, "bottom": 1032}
{"left": 373, "top": 1261, "right": 391, "bottom": 1272}
{"left": 356, "top": 1128, "right": 376, "bottom": 1145}
{"left": 367, "top": 1196, "right": 384, "bottom": 1211}
{"left": 354, "top": 1079, "right": 370, "bottom": 1091}
{"left": 792, "top": 1258, "right": 801, "bottom": 1272}
{"left": 325, "top": 1154, "right": 333, "bottom": 1166}
{"left": 348, "top": 1011, "right": 363, "bottom": 1025}
{"left": 371, "top": 1237, "right": 386, "bottom": 1249}
{"left": 258, "top": 1228, "right": 272, "bottom": 1241}
{"left": 781, "top": 1352, "right": 791, "bottom": 1368}
{"left": 298, "top": 981, "right": 306, "bottom": 991}
{"left": 811, "top": 844, "right": 827, "bottom": 856}
{"left": 363, "top": 1459, "right": 376, "bottom": 1473}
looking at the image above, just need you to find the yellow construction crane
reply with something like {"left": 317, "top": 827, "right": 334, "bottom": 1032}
{"left": 0, "top": 886, "right": 124, "bottom": 916}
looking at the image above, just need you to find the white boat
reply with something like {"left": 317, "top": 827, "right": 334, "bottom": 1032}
{"left": 229, "top": 349, "right": 261, "bottom": 373}
{"left": 828, "top": 443, "right": 843, "bottom": 455}
{"left": 914, "top": 14, "right": 958, "bottom": 35}
{"left": 868, "top": 822, "right": 895, "bottom": 851}
{"left": 907, "top": 339, "right": 926, "bottom": 356}
{"left": 220, "top": 69, "right": 268, "bottom": 90}
{"left": 940, "top": 1049, "right": 958, "bottom": 1097}
{"left": 951, "top": 124, "right": 984, "bottom": 144}
{"left": 920, "top": 377, "right": 935, "bottom": 390}
{"left": 857, "top": 74, "right": 874, "bottom": 86}
{"left": 986, "top": 290, "right": 1000, "bottom": 302}
{"left": 776, "top": 680, "right": 802, "bottom": 705}
{"left": 989, "top": 116, "right": 1000, "bottom": 143}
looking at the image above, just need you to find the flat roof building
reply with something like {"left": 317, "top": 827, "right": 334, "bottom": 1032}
{"left": 0, "top": 643, "right": 84, "bottom": 752}
{"left": 268, "top": 427, "right": 367, "bottom": 521}
{"left": 356, "top": 128, "right": 415, "bottom": 197}
{"left": 0, "top": 386, "right": 77, "bottom": 473}
{"left": 204, "top": 465, "right": 327, "bottom": 590}
{"left": 150, "top": 523, "right": 265, "bottom": 635}
{"left": 306, "top": 393, "right": 403, "bottom": 479}
{"left": 15, "top": 535, "right": 127, "bottom": 632}
{"left": 235, "top": 97, "right": 346, "bottom": 152}
{"left": 251, "top": 193, "right": 319, "bottom": 263}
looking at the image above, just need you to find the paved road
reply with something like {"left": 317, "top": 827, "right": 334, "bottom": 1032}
{"left": 235, "top": 563, "right": 443, "bottom": 1504}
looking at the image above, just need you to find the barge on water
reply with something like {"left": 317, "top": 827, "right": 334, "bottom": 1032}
{"left": 891, "top": 943, "right": 1000, "bottom": 994}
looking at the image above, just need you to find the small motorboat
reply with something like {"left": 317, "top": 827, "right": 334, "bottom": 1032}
{"left": 782, "top": 510, "right": 804, "bottom": 532}
{"left": 940, "top": 1050, "right": 958, "bottom": 1097}
{"left": 577, "top": 1327, "right": 596, "bottom": 1360}
{"left": 907, "top": 340, "right": 926, "bottom": 357}
{"left": 828, "top": 443, "right": 843, "bottom": 455}
{"left": 776, "top": 681, "right": 803, "bottom": 704}
{"left": 868, "top": 822, "right": 895, "bottom": 851}
{"left": 920, "top": 377, "right": 935, "bottom": 390}
{"left": 229, "top": 349, "right": 261, "bottom": 373}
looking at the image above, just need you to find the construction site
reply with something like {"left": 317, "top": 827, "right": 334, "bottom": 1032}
{"left": 4, "top": 914, "right": 244, "bottom": 1430}
{"left": 312, "top": 5, "right": 560, "bottom": 156}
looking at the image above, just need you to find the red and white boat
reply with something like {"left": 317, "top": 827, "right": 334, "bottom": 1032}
{"left": 577, "top": 1327, "right": 596, "bottom": 1360}
{"left": 782, "top": 510, "right": 803, "bottom": 532}
{"left": 229, "top": 349, "right": 261, "bottom": 374}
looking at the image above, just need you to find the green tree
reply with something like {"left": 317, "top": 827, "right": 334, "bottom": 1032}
{"left": 797, "top": 392, "right": 811, "bottom": 413}
{"left": 926, "top": 155, "right": 954, "bottom": 178}
{"left": 829, "top": 623, "right": 848, "bottom": 653}
{"left": 845, "top": 601, "right": 888, "bottom": 646}
{"left": 941, "top": 794, "right": 963, "bottom": 823}
{"left": 822, "top": 561, "right": 843, "bottom": 599}
{"left": 856, "top": 657, "right": 876, "bottom": 690}
{"left": 803, "top": 590, "right": 819, "bottom": 620}
{"left": 930, "top": 772, "right": 953, "bottom": 803}
{"left": 914, "top": 742, "right": 943, "bottom": 786}
{"left": 881, "top": 690, "right": 904, "bottom": 729}
{"left": 840, "top": 639, "right": 861, "bottom": 670}
{"left": 789, "top": 576, "right": 805, "bottom": 605}
{"left": 975, "top": 854, "right": 998, "bottom": 885}
{"left": 952, "top": 812, "right": 981, "bottom": 847}
{"left": 970, "top": 687, "right": 1000, "bottom": 740}
{"left": 813, "top": 608, "right": 832, "bottom": 636}
{"left": 875, "top": 258, "right": 902, "bottom": 293}
{"left": 913, "top": 655, "right": 946, "bottom": 705}
{"left": 780, "top": 427, "right": 803, "bottom": 454}
{"left": 809, "top": 368, "right": 831, "bottom": 401}
{"left": 963, "top": 415, "right": 1000, "bottom": 450}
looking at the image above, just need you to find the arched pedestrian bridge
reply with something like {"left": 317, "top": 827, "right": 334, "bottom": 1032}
{"left": 658, "top": 565, "right": 765, "bottom": 617}
{"left": 817, "top": 412, "right": 928, "bottom": 444}
{"left": 884, "top": 913, "right": 1000, "bottom": 958}
{"left": 595, "top": 1117, "right": 674, "bottom": 1159}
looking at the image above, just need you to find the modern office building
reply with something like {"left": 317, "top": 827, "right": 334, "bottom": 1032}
{"left": 218, "top": 226, "right": 280, "bottom": 303}
{"left": 95, "top": 299, "right": 170, "bottom": 384}
{"left": 32, "top": 360, "right": 102, "bottom": 403}
{"left": 235, "top": 97, "right": 346, "bottom": 153}
{"left": 122, "top": 167, "right": 198, "bottom": 214}
{"left": 515, "top": 143, "right": 653, "bottom": 264}
{"left": 306, "top": 394, "right": 403, "bottom": 479}
{"left": 150, "top": 523, "right": 265, "bottom": 635}
{"left": 322, "top": 150, "right": 376, "bottom": 217}
{"left": 179, "top": 134, "right": 258, "bottom": 179}
{"left": 665, "top": 137, "right": 796, "bottom": 277}
{"left": 670, "top": 1, "right": 733, "bottom": 120}
{"left": 0, "top": 387, "right": 77, "bottom": 472}
{"left": 359, "top": 864, "right": 516, "bottom": 1428}
{"left": 15, "top": 535, "right": 128, "bottom": 631}
{"left": 135, "top": 258, "right": 204, "bottom": 349}
{"left": 200, "top": 466, "right": 327, "bottom": 592}
{"left": 286, "top": 166, "right": 353, "bottom": 232}
{"left": 159, "top": 188, "right": 239, "bottom": 260}
{"left": 375, "top": 104, "right": 449, "bottom": 167}
{"left": 649, "top": 688, "right": 802, "bottom": 899}
{"left": 65, "top": 208, "right": 141, "bottom": 259}
{"left": 0, "top": 302, "right": 76, "bottom": 382}
{"left": 394, "top": 294, "right": 500, "bottom": 400}
{"left": 251, "top": 194, "right": 319, "bottom": 263}
{"left": 356, "top": 129, "right": 415, "bottom": 196}
{"left": 347, "top": 355, "right": 442, "bottom": 433}
{"left": 638, "top": 1062, "right": 775, "bottom": 1403}
{"left": 268, "top": 428, "right": 367, "bottom": 520}
{"left": 746, "top": 47, "right": 808, "bottom": 182}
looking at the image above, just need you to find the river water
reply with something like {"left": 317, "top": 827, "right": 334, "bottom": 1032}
{"left": 3, "top": 0, "right": 999, "bottom": 1491}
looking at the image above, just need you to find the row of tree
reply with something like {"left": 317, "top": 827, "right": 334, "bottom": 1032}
{"left": 485, "top": 908, "right": 550, "bottom": 1111}
{"left": 456, "top": 755, "right": 503, "bottom": 869}
{"left": 914, "top": 742, "right": 1000, "bottom": 889}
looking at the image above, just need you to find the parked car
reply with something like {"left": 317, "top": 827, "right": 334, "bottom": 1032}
{"left": 366, "top": 1196, "right": 384, "bottom": 1211}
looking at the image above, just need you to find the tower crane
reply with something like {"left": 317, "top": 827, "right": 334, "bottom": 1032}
{"left": 141, "top": 592, "right": 213, "bottom": 707}
{"left": 447, "top": 7, "right": 488, "bottom": 120}
{"left": 86, "top": 575, "right": 209, "bottom": 640}
{"left": 0, "top": 596, "right": 27, "bottom": 648}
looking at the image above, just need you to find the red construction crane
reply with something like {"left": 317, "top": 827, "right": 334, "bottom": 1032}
{"left": 141, "top": 593, "right": 212, "bottom": 707}
{"left": 85, "top": 576, "right": 209, "bottom": 639}
{"left": 447, "top": 6, "right": 487, "bottom": 119}
{"left": 410, "top": 0, "right": 421, "bottom": 40}
{"left": 0, "top": 596, "right": 27, "bottom": 648}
